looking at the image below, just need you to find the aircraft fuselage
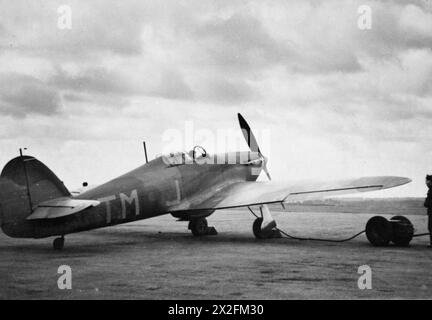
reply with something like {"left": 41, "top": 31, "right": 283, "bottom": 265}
{"left": 6, "top": 151, "right": 262, "bottom": 238}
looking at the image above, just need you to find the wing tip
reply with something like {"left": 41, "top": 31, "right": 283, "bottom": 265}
{"left": 398, "top": 176, "right": 412, "bottom": 186}
{"left": 381, "top": 176, "right": 412, "bottom": 189}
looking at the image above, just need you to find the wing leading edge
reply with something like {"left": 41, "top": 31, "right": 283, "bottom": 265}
{"left": 169, "top": 176, "right": 411, "bottom": 212}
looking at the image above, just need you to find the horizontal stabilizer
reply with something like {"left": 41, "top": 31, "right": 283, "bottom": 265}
{"left": 27, "top": 198, "right": 100, "bottom": 220}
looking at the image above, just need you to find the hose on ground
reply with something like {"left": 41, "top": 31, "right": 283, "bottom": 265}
{"left": 276, "top": 228, "right": 366, "bottom": 243}
{"left": 248, "top": 206, "right": 431, "bottom": 243}
{"left": 247, "top": 206, "right": 366, "bottom": 242}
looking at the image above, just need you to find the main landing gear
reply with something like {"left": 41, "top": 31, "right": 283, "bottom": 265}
{"left": 189, "top": 218, "right": 218, "bottom": 236}
{"left": 251, "top": 205, "right": 282, "bottom": 239}
{"left": 53, "top": 235, "right": 65, "bottom": 250}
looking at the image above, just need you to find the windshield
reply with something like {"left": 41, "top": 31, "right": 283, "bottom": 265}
{"left": 162, "top": 151, "right": 193, "bottom": 166}
{"left": 162, "top": 146, "right": 208, "bottom": 166}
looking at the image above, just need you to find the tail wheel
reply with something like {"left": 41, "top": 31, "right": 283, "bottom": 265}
{"left": 366, "top": 216, "right": 392, "bottom": 246}
{"left": 390, "top": 216, "right": 414, "bottom": 247}
{"left": 189, "top": 218, "right": 208, "bottom": 236}
{"left": 53, "top": 236, "right": 65, "bottom": 250}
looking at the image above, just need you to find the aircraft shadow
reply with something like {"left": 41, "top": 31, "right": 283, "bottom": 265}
{"left": 2, "top": 227, "right": 428, "bottom": 254}
{"left": 90, "top": 227, "right": 431, "bottom": 252}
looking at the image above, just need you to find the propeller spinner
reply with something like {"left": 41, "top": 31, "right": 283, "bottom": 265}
{"left": 237, "top": 113, "right": 271, "bottom": 181}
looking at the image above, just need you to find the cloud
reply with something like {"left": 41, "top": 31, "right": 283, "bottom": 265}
{"left": 149, "top": 69, "right": 194, "bottom": 100}
{"left": 0, "top": 73, "right": 61, "bottom": 117}
{"left": 194, "top": 13, "right": 293, "bottom": 73}
{"left": 195, "top": 76, "right": 257, "bottom": 105}
{"left": 0, "top": 0, "right": 147, "bottom": 57}
{"left": 51, "top": 67, "right": 137, "bottom": 96}
{"left": 51, "top": 65, "right": 194, "bottom": 103}
{"left": 354, "top": 2, "right": 432, "bottom": 58}
{"left": 0, "top": 0, "right": 432, "bottom": 196}
{"left": 399, "top": 4, "right": 432, "bottom": 46}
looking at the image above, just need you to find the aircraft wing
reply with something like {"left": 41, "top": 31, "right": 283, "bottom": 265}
{"left": 169, "top": 176, "right": 411, "bottom": 211}
{"left": 27, "top": 197, "right": 100, "bottom": 220}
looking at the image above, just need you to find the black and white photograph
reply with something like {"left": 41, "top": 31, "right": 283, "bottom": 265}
{"left": 0, "top": 0, "right": 432, "bottom": 304}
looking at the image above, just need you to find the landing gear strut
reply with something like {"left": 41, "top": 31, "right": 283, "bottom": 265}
{"left": 53, "top": 236, "right": 65, "bottom": 250}
{"left": 189, "top": 218, "right": 218, "bottom": 236}
{"left": 251, "top": 205, "right": 282, "bottom": 239}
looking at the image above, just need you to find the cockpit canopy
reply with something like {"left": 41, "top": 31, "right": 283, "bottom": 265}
{"left": 162, "top": 146, "right": 207, "bottom": 167}
{"left": 162, "top": 151, "right": 192, "bottom": 166}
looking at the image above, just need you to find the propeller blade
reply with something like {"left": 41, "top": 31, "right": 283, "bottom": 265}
{"left": 238, "top": 113, "right": 271, "bottom": 181}
{"left": 238, "top": 113, "right": 261, "bottom": 154}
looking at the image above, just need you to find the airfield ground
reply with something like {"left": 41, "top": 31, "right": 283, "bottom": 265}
{"left": 1, "top": 208, "right": 431, "bottom": 299}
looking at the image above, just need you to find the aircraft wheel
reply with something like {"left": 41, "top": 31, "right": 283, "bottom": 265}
{"left": 253, "top": 218, "right": 265, "bottom": 239}
{"left": 53, "top": 236, "right": 65, "bottom": 250}
{"left": 252, "top": 218, "right": 281, "bottom": 239}
{"left": 190, "top": 218, "right": 208, "bottom": 236}
{"left": 390, "top": 216, "right": 414, "bottom": 247}
{"left": 365, "top": 216, "right": 392, "bottom": 247}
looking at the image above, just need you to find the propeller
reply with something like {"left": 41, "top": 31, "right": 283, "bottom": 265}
{"left": 237, "top": 113, "right": 271, "bottom": 181}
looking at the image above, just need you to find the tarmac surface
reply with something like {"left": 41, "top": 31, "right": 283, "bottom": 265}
{"left": 1, "top": 209, "right": 432, "bottom": 299}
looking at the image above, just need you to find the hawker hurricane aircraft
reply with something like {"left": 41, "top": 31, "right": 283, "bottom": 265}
{"left": 0, "top": 114, "right": 411, "bottom": 250}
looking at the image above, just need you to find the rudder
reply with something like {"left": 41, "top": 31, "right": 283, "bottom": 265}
{"left": 0, "top": 156, "right": 70, "bottom": 237}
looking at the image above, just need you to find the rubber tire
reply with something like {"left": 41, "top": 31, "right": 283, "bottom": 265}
{"left": 253, "top": 218, "right": 264, "bottom": 239}
{"left": 53, "top": 237, "right": 64, "bottom": 250}
{"left": 190, "top": 218, "right": 208, "bottom": 236}
{"left": 390, "top": 216, "right": 414, "bottom": 247}
{"left": 366, "top": 216, "right": 392, "bottom": 247}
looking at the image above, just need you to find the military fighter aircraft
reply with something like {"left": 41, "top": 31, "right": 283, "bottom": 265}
{"left": 0, "top": 114, "right": 411, "bottom": 250}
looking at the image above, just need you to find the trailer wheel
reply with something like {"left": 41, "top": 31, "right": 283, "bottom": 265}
{"left": 366, "top": 216, "right": 392, "bottom": 247}
{"left": 390, "top": 216, "right": 414, "bottom": 247}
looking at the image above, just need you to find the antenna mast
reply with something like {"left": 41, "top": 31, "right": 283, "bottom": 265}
{"left": 143, "top": 141, "right": 149, "bottom": 164}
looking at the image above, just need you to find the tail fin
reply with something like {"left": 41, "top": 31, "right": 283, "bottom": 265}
{"left": 0, "top": 156, "right": 70, "bottom": 237}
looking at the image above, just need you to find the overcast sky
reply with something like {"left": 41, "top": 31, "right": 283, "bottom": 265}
{"left": 0, "top": 0, "right": 431, "bottom": 197}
